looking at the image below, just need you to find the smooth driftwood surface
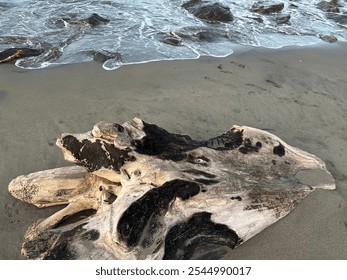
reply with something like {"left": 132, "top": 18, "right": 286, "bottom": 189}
{"left": 8, "top": 118, "right": 335, "bottom": 260}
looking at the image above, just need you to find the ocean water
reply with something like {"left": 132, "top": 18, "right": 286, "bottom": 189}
{"left": 0, "top": 0, "right": 346, "bottom": 70}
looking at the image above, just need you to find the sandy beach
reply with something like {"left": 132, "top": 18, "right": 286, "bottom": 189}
{"left": 0, "top": 43, "right": 346, "bottom": 260}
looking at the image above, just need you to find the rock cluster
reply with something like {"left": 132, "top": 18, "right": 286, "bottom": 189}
{"left": 182, "top": 1, "right": 234, "bottom": 23}
{"left": 0, "top": 13, "right": 111, "bottom": 65}
{"left": 1, "top": 1, "right": 345, "bottom": 66}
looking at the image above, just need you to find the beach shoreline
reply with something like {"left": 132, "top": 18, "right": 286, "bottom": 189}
{"left": 1, "top": 43, "right": 346, "bottom": 260}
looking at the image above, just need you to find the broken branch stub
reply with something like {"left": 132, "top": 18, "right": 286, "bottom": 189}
{"left": 8, "top": 118, "right": 335, "bottom": 259}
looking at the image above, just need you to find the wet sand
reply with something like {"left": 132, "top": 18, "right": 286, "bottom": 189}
{"left": 0, "top": 43, "right": 346, "bottom": 259}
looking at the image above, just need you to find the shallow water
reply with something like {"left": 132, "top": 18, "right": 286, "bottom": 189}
{"left": 1, "top": 0, "right": 346, "bottom": 70}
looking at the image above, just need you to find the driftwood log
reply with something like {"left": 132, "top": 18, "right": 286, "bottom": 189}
{"left": 8, "top": 118, "right": 335, "bottom": 259}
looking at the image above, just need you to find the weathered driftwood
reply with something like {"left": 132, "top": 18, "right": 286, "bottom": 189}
{"left": 8, "top": 118, "right": 335, "bottom": 260}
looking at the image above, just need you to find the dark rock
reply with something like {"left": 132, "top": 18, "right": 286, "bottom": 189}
{"left": 182, "top": 0, "right": 202, "bottom": 9}
{"left": 47, "top": 17, "right": 69, "bottom": 29}
{"left": 43, "top": 47, "right": 62, "bottom": 62}
{"left": 325, "top": 12, "right": 347, "bottom": 25}
{"left": 157, "top": 28, "right": 229, "bottom": 46}
{"left": 194, "top": 3, "right": 234, "bottom": 22}
{"left": 288, "top": 4, "right": 299, "bottom": 9}
{"left": 157, "top": 32, "right": 184, "bottom": 46}
{"left": 251, "top": 2, "right": 285, "bottom": 14}
{"left": 247, "top": 16, "right": 264, "bottom": 23}
{"left": 83, "top": 13, "right": 110, "bottom": 27}
{"left": 0, "top": 48, "right": 44, "bottom": 63}
{"left": 59, "top": 13, "right": 110, "bottom": 27}
{"left": 169, "top": 31, "right": 192, "bottom": 39}
{"left": 275, "top": 14, "right": 291, "bottom": 24}
{"left": 182, "top": 1, "right": 234, "bottom": 23}
{"left": 158, "top": 29, "right": 229, "bottom": 44}
{"left": 0, "top": 2, "right": 14, "bottom": 11}
{"left": 195, "top": 31, "right": 225, "bottom": 41}
{"left": 160, "top": 37, "right": 183, "bottom": 46}
{"left": 319, "top": 34, "right": 338, "bottom": 43}
{"left": 317, "top": 0, "right": 341, "bottom": 13}
{"left": 90, "top": 51, "right": 122, "bottom": 63}
{"left": 48, "top": 13, "right": 110, "bottom": 28}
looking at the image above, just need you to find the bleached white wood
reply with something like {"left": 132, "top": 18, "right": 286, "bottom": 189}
{"left": 8, "top": 118, "right": 335, "bottom": 259}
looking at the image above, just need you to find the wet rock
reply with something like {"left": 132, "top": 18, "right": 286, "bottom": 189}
{"left": 159, "top": 29, "right": 229, "bottom": 44}
{"left": 83, "top": 13, "right": 110, "bottom": 27}
{"left": 47, "top": 14, "right": 89, "bottom": 29}
{"left": 0, "top": 48, "right": 44, "bottom": 63}
{"left": 275, "top": 14, "right": 291, "bottom": 24}
{"left": 48, "top": 17, "right": 69, "bottom": 29}
{"left": 50, "top": 13, "right": 110, "bottom": 28}
{"left": 319, "top": 34, "right": 338, "bottom": 43}
{"left": 195, "top": 31, "right": 226, "bottom": 42}
{"left": 182, "top": 0, "right": 203, "bottom": 9}
{"left": 288, "top": 4, "right": 299, "bottom": 9}
{"left": 326, "top": 12, "right": 347, "bottom": 26}
{"left": 157, "top": 32, "right": 184, "bottom": 46}
{"left": 0, "top": 2, "right": 14, "bottom": 11}
{"left": 247, "top": 16, "right": 264, "bottom": 23}
{"left": 251, "top": 2, "right": 285, "bottom": 14}
{"left": 317, "top": 0, "right": 341, "bottom": 13}
{"left": 182, "top": 1, "right": 234, "bottom": 23}
{"left": 160, "top": 37, "right": 183, "bottom": 46}
{"left": 90, "top": 51, "right": 122, "bottom": 63}
{"left": 47, "top": 13, "right": 110, "bottom": 28}
{"left": 193, "top": 3, "right": 234, "bottom": 22}
{"left": 36, "top": 48, "right": 61, "bottom": 65}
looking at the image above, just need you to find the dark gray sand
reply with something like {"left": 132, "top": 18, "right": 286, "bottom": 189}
{"left": 0, "top": 44, "right": 346, "bottom": 259}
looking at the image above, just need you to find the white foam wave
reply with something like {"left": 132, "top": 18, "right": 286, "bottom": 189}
{"left": 1, "top": 0, "right": 346, "bottom": 70}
